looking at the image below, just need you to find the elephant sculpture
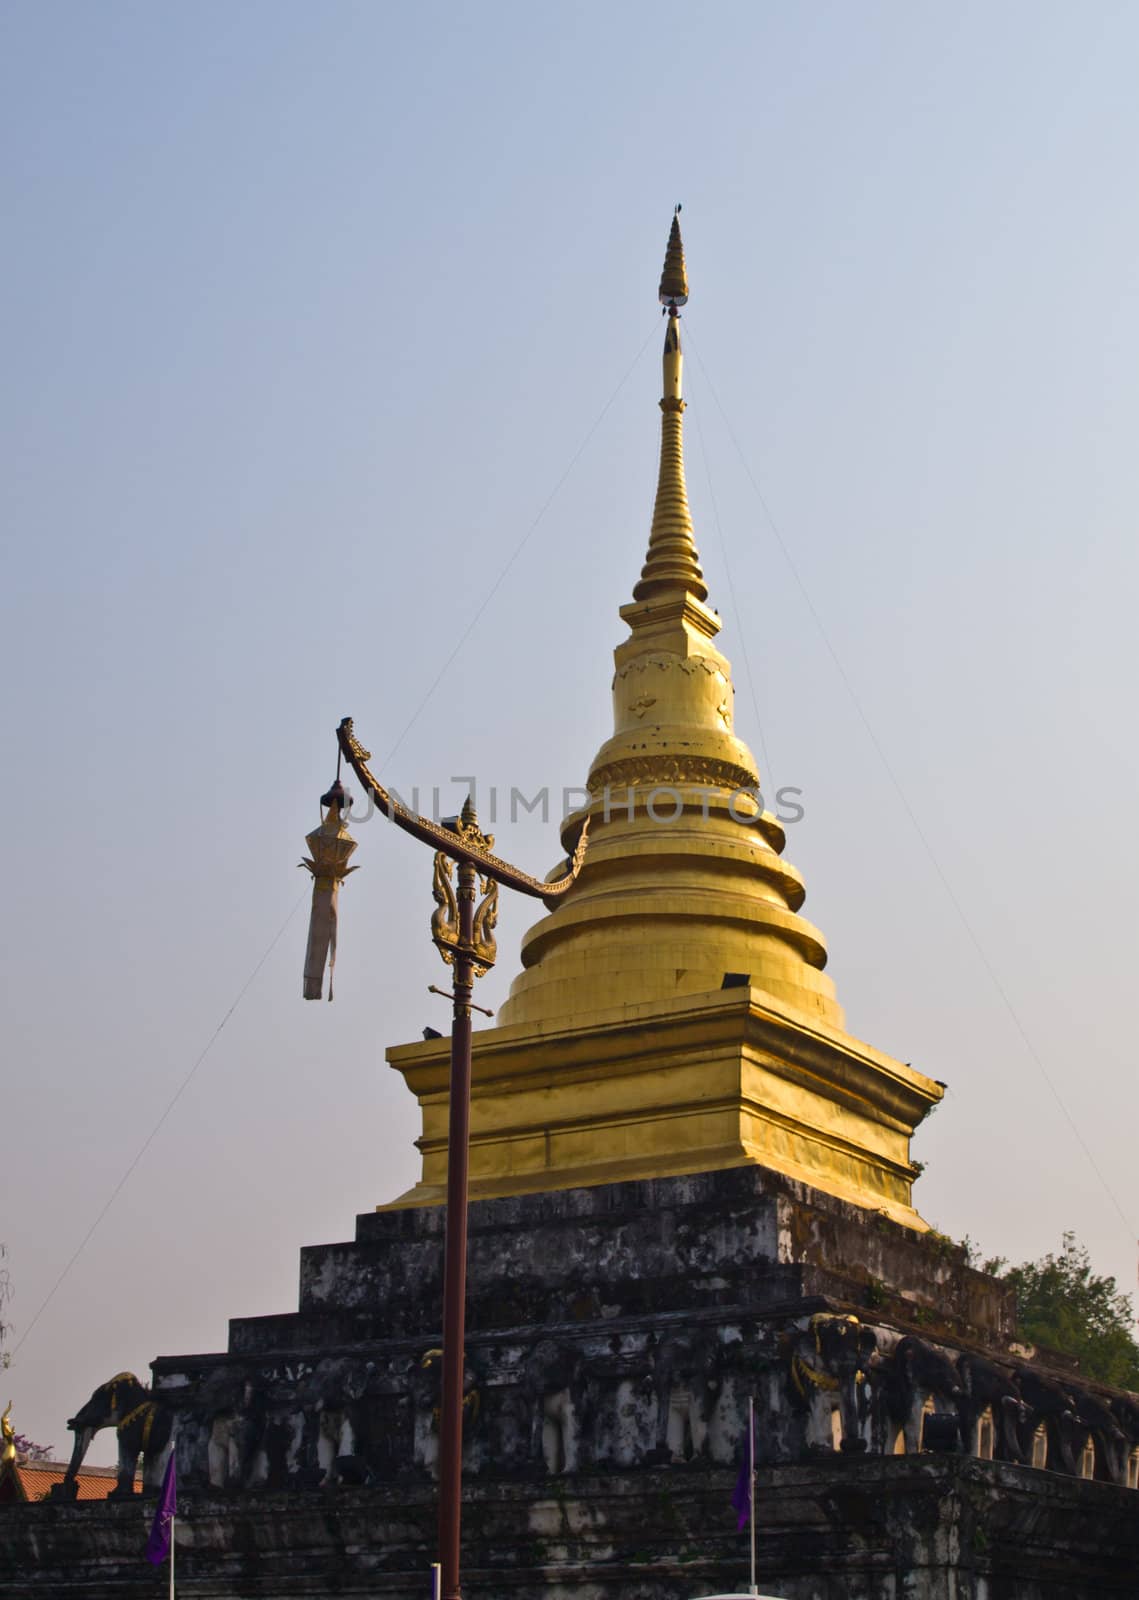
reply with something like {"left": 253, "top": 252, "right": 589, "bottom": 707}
{"left": 648, "top": 1331, "right": 721, "bottom": 1464}
{"left": 353, "top": 1358, "right": 415, "bottom": 1482}
{"left": 206, "top": 1374, "right": 270, "bottom": 1491}
{"left": 1111, "top": 1395, "right": 1139, "bottom": 1440}
{"left": 285, "top": 1358, "right": 374, "bottom": 1487}
{"left": 49, "top": 1372, "right": 174, "bottom": 1500}
{"left": 523, "top": 1339, "right": 583, "bottom": 1474}
{"left": 1071, "top": 1388, "right": 1128, "bottom": 1483}
{"left": 1015, "top": 1370, "right": 1084, "bottom": 1476}
{"left": 956, "top": 1353, "right": 1028, "bottom": 1462}
{"left": 1111, "top": 1397, "right": 1139, "bottom": 1485}
{"left": 314, "top": 1363, "right": 374, "bottom": 1484}
{"left": 883, "top": 1336, "right": 964, "bottom": 1454}
{"left": 786, "top": 1313, "right": 877, "bottom": 1454}
{"left": 412, "top": 1348, "right": 480, "bottom": 1478}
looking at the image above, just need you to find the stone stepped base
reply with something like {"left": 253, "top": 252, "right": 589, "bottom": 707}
{"left": 10, "top": 1168, "right": 1139, "bottom": 1599}
{"left": 3, "top": 1458, "right": 1138, "bottom": 1599}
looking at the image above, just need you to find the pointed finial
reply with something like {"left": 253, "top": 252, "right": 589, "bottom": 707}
{"left": 658, "top": 205, "right": 688, "bottom": 309}
{"left": 632, "top": 210, "right": 706, "bottom": 605}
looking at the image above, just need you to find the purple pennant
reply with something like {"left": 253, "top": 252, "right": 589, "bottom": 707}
{"left": 730, "top": 1414, "right": 753, "bottom": 1531}
{"left": 145, "top": 1451, "right": 177, "bottom": 1566}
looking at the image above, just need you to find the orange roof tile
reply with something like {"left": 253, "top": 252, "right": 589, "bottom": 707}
{"left": 0, "top": 1458, "right": 143, "bottom": 1504}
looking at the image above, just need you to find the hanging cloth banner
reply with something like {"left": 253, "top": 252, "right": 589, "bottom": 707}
{"left": 299, "top": 782, "right": 358, "bottom": 1001}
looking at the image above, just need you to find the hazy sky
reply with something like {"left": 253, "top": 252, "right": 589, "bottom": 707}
{"left": 3, "top": 1, "right": 1138, "bottom": 1463}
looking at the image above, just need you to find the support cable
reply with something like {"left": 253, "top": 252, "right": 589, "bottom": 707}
{"left": 12, "top": 327, "right": 663, "bottom": 1356}
{"left": 378, "top": 321, "right": 661, "bottom": 773}
{"left": 687, "top": 377, "right": 777, "bottom": 791}
{"left": 683, "top": 322, "right": 1135, "bottom": 1240}
{"left": 11, "top": 892, "right": 308, "bottom": 1358}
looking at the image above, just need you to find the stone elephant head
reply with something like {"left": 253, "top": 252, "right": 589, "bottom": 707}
{"left": 787, "top": 1314, "right": 877, "bottom": 1454}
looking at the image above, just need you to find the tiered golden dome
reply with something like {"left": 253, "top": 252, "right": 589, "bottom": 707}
{"left": 496, "top": 213, "right": 842, "bottom": 1033}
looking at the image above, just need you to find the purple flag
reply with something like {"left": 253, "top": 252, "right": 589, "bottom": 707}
{"left": 145, "top": 1451, "right": 177, "bottom": 1566}
{"left": 730, "top": 1413, "right": 754, "bottom": 1531}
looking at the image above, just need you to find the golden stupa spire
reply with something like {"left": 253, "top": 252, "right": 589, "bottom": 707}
{"left": 633, "top": 208, "right": 707, "bottom": 605}
{"left": 386, "top": 215, "right": 942, "bottom": 1232}
{"left": 492, "top": 208, "right": 843, "bottom": 1036}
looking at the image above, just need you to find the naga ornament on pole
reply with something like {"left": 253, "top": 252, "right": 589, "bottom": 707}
{"left": 431, "top": 797, "right": 499, "bottom": 975}
{"left": 334, "top": 717, "right": 588, "bottom": 904}
{"left": 302, "top": 716, "right": 589, "bottom": 1600}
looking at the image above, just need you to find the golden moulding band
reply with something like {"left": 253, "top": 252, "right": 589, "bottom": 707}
{"left": 587, "top": 756, "right": 760, "bottom": 795}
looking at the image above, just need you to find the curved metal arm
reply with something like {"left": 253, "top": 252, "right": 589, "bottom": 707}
{"left": 336, "top": 718, "right": 588, "bottom": 900}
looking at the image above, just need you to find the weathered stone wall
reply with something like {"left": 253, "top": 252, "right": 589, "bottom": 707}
{"left": 4, "top": 1457, "right": 1138, "bottom": 1599}
{"left": 7, "top": 1167, "right": 1138, "bottom": 1597}
{"left": 231, "top": 1166, "right": 1012, "bottom": 1355}
{"left": 148, "top": 1170, "right": 1132, "bottom": 1495}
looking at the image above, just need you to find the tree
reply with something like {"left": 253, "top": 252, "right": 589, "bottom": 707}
{"left": 12, "top": 1432, "right": 53, "bottom": 1462}
{"left": 984, "top": 1233, "right": 1139, "bottom": 1390}
{"left": 0, "top": 1250, "right": 53, "bottom": 1458}
{"left": 0, "top": 1243, "right": 10, "bottom": 1371}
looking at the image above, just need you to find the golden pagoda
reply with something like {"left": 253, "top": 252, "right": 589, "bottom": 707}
{"left": 387, "top": 214, "right": 941, "bottom": 1228}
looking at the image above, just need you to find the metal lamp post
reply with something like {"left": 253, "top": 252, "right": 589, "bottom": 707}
{"left": 302, "top": 717, "right": 588, "bottom": 1600}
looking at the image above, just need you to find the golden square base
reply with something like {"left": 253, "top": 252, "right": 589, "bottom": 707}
{"left": 384, "top": 986, "right": 941, "bottom": 1229}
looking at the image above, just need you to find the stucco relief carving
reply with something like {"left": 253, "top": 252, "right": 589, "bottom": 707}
{"left": 588, "top": 755, "right": 758, "bottom": 795}
{"left": 614, "top": 653, "right": 723, "bottom": 681}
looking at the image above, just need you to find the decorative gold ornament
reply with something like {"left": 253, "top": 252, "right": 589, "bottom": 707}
{"left": 431, "top": 852, "right": 459, "bottom": 956}
{"left": 658, "top": 205, "right": 689, "bottom": 308}
{"left": 587, "top": 754, "right": 761, "bottom": 797}
{"left": 471, "top": 876, "right": 498, "bottom": 974}
{"left": 431, "top": 800, "right": 500, "bottom": 975}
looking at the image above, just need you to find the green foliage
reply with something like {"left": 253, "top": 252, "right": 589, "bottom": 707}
{"left": 864, "top": 1277, "right": 888, "bottom": 1310}
{"left": 925, "top": 1228, "right": 959, "bottom": 1262}
{"left": 987, "top": 1233, "right": 1139, "bottom": 1390}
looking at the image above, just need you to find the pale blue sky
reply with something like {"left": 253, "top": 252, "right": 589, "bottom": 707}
{"left": 3, "top": 1, "right": 1138, "bottom": 1460}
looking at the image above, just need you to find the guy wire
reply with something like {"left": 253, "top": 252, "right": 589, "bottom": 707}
{"left": 11, "top": 892, "right": 308, "bottom": 1358}
{"left": 12, "top": 324, "right": 663, "bottom": 1355}
{"left": 683, "top": 321, "right": 1135, "bottom": 1240}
